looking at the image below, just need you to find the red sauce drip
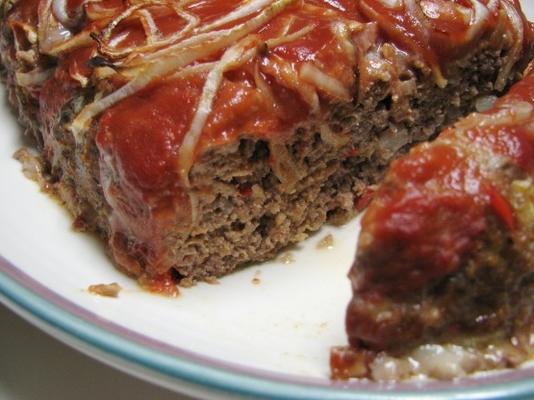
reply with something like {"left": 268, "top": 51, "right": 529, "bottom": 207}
{"left": 138, "top": 271, "right": 179, "bottom": 297}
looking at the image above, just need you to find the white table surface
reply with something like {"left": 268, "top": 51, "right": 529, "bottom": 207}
{"left": 0, "top": 303, "right": 194, "bottom": 400}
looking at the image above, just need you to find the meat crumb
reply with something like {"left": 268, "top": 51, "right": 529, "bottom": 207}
{"left": 316, "top": 234, "right": 334, "bottom": 250}
{"left": 72, "top": 215, "right": 89, "bottom": 232}
{"left": 13, "top": 147, "right": 48, "bottom": 187}
{"left": 178, "top": 277, "right": 196, "bottom": 288}
{"left": 252, "top": 270, "right": 261, "bottom": 285}
{"left": 279, "top": 252, "right": 295, "bottom": 264}
{"left": 205, "top": 276, "right": 220, "bottom": 285}
{"left": 88, "top": 282, "right": 122, "bottom": 298}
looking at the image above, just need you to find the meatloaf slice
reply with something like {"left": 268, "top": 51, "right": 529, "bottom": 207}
{"left": 1, "top": 0, "right": 532, "bottom": 287}
{"left": 332, "top": 62, "right": 534, "bottom": 381}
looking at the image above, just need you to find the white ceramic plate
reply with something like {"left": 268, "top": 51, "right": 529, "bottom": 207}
{"left": 1, "top": 4, "right": 534, "bottom": 399}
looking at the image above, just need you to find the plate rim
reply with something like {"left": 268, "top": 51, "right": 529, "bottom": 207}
{"left": 2, "top": 254, "right": 534, "bottom": 400}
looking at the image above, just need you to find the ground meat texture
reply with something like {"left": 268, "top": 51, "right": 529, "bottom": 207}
{"left": 344, "top": 63, "right": 534, "bottom": 364}
{"left": 0, "top": 0, "right": 533, "bottom": 286}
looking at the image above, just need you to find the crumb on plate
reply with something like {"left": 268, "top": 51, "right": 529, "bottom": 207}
{"left": 88, "top": 282, "right": 122, "bottom": 298}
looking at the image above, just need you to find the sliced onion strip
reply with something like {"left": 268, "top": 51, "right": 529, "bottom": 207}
{"left": 266, "top": 24, "right": 316, "bottom": 48}
{"left": 100, "top": 3, "right": 148, "bottom": 39}
{"left": 46, "top": 30, "right": 94, "bottom": 56}
{"left": 177, "top": 39, "right": 255, "bottom": 184}
{"left": 38, "top": 0, "right": 73, "bottom": 55}
{"left": 98, "top": 0, "right": 272, "bottom": 62}
{"left": 253, "top": 62, "right": 279, "bottom": 116}
{"left": 198, "top": 0, "right": 274, "bottom": 33}
{"left": 465, "top": 0, "right": 490, "bottom": 42}
{"left": 261, "top": 55, "right": 320, "bottom": 113}
{"left": 135, "top": 0, "right": 295, "bottom": 66}
{"left": 166, "top": 61, "right": 217, "bottom": 81}
{"left": 52, "top": 0, "right": 84, "bottom": 28}
{"left": 15, "top": 69, "right": 54, "bottom": 87}
{"left": 331, "top": 21, "right": 362, "bottom": 65}
{"left": 495, "top": 0, "right": 524, "bottom": 90}
{"left": 300, "top": 62, "right": 351, "bottom": 102}
{"left": 403, "top": 0, "right": 447, "bottom": 88}
{"left": 102, "top": 5, "right": 199, "bottom": 60}
{"left": 70, "top": 45, "right": 213, "bottom": 139}
{"left": 70, "top": 0, "right": 297, "bottom": 138}
{"left": 97, "top": 3, "right": 200, "bottom": 60}
{"left": 137, "top": 9, "right": 161, "bottom": 44}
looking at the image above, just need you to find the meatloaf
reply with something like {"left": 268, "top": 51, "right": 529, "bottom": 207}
{"left": 1, "top": 0, "right": 532, "bottom": 288}
{"left": 332, "top": 61, "right": 534, "bottom": 381}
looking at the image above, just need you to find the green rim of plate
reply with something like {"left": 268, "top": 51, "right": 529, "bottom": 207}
{"left": 1, "top": 263, "right": 534, "bottom": 400}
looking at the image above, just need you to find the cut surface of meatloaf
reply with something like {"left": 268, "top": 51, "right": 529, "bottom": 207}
{"left": 331, "top": 62, "right": 534, "bottom": 381}
{"left": 1, "top": 0, "right": 533, "bottom": 286}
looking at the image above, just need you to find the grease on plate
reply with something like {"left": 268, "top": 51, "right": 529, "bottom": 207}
{"left": 316, "top": 234, "right": 334, "bottom": 250}
{"left": 279, "top": 252, "right": 295, "bottom": 264}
